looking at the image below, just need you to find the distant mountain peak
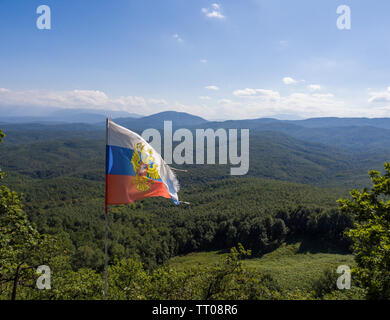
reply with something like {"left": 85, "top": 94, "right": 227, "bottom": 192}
{"left": 142, "top": 111, "right": 206, "bottom": 122}
{"left": 113, "top": 110, "right": 208, "bottom": 129}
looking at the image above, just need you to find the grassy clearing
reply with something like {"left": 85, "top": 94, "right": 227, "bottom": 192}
{"left": 169, "top": 242, "right": 355, "bottom": 291}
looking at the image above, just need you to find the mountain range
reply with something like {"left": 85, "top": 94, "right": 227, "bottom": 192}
{"left": 2, "top": 110, "right": 390, "bottom": 152}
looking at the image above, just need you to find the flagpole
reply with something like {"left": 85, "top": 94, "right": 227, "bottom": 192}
{"left": 104, "top": 118, "right": 109, "bottom": 300}
{"left": 104, "top": 208, "right": 108, "bottom": 300}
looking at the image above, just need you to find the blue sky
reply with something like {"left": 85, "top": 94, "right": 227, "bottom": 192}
{"left": 1, "top": 0, "right": 390, "bottom": 120}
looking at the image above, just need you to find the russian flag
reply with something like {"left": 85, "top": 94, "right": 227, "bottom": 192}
{"left": 105, "top": 119, "right": 180, "bottom": 209}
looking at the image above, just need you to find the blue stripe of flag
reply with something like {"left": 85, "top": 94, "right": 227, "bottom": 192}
{"left": 106, "top": 145, "right": 137, "bottom": 176}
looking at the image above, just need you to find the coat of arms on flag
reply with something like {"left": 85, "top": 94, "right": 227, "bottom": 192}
{"left": 131, "top": 142, "right": 160, "bottom": 191}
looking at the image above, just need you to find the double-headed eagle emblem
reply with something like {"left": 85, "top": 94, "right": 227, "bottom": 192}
{"left": 131, "top": 142, "right": 160, "bottom": 191}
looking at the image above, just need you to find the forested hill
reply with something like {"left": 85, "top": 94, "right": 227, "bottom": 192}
{"left": 0, "top": 129, "right": 386, "bottom": 189}
{"left": 1, "top": 113, "right": 390, "bottom": 266}
{"left": 0, "top": 117, "right": 386, "bottom": 269}
{"left": 1, "top": 113, "right": 389, "bottom": 299}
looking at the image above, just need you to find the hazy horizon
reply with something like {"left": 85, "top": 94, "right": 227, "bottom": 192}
{"left": 5, "top": 106, "right": 390, "bottom": 123}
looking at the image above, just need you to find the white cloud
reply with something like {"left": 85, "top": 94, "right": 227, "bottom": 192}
{"left": 205, "top": 85, "right": 220, "bottom": 91}
{"left": 368, "top": 86, "right": 390, "bottom": 103}
{"left": 200, "top": 59, "right": 208, "bottom": 63}
{"left": 202, "top": 3, "right": 225, "bottom": 19}
{"left": 232, "top": 88, "right": 257, "bottom": 96}
{"left": 307, "top": 84, "right": 321, "bottom": 91}
{"left": 225, "top": 90, "right": 347, "bottom": 119}
{"left": 284, "top": 93, "right": 342, "bottom": 115}
{"left": 172, "top": 33, "right": 183, "bottom": 42}
{"left": 3, "top": 86, "right": 390, "bottom": 121}
{"left": 218, "top": 98, "right": 234, "bottom": 104}
{"left": 0, "top": 88, "right": 170, "bottom": 115}
{"left": 283, "top": 77, "right": 298, "bottom": 85}
{"left": 224, "top": 87, "right": 371, "bottom": 119}
{"left": 233, "top": 88, "right": 280, "bottom": 101}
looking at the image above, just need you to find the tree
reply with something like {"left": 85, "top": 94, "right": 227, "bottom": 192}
{"left": 0, "top": 130, "right": 65, "bottom": 300}
{"left": 0, "top": 174, "right": 67, "bottom": 299}
{"left": 108, "top": 258, "right": 149, "bottom": 300}
{"left": 338, "top": 163, "right": 390, "bottom": 299}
